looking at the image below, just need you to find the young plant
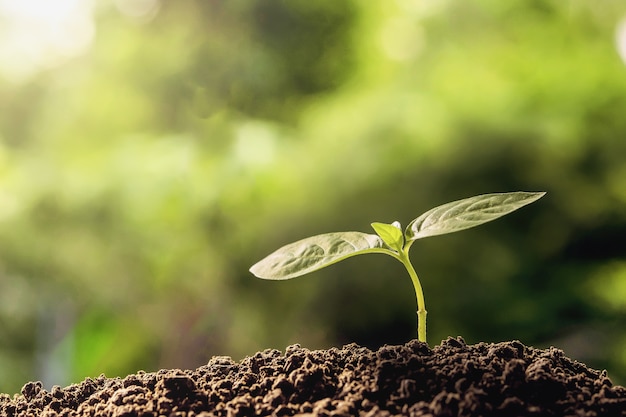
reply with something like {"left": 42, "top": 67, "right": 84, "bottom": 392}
{"left": 250, "top": 191, "right": 545, "bottom": 344}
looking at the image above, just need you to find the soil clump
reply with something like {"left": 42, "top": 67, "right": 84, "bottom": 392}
{"left": 2, "top": 337, "right": 625, "bottom": 416}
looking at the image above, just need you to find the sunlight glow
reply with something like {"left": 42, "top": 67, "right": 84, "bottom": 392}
{"left": 113, "top": 0, "right": 161, "bottom": 23}
{"left": 616, "top": 17, "right": 626, "bottom": 66}
{"left": 379, "top": 17, "right": 424, "bottom": 62}
{"left": 234, "top": 122, "right": 277, "bottom": 168}
{"left": 0, "top": 0, "right": 95, "bottom": 83}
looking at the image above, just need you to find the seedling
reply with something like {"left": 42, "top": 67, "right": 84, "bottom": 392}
{"left": 250, "top": 191, "right": 545, "bottom": 343}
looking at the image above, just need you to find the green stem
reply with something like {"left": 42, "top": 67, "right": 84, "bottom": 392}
{"left": 396, "top": 250, "right": 427, "bottom": 344}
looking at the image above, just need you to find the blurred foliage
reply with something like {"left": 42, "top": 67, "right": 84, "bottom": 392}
{"left": 1, "top": 0, "right": 626, "bottom": 394}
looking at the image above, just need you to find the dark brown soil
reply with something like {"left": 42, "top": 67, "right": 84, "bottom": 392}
{"left": 2, "top": 337, "right": 625, "bottom": 416}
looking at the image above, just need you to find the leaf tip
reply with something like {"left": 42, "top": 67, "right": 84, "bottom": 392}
{"left": 523, "top": 190, "right": 547, "bottom": 204}
{"left": 249, "top": 263, "right": 261, "bottom": 278}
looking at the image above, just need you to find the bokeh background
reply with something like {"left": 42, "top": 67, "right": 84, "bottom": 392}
{"left": 1, "top": 0, "right": 626, "bottom": 395}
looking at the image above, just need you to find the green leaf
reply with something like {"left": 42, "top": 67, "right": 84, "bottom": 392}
{"left": 371, "top": 221, "right": 404, "bottom": 252}
{"left": 250, "top": 232, "right": 388, "bottom": 280}
{"left": 406, "top": 191, "right": 546, "bottom": 241}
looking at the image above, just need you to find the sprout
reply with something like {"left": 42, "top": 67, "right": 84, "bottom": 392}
{"left": 250, "top": 192, "right": 545, "bottom": 343}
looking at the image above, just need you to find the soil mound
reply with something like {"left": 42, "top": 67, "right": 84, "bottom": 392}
{"left": 2, "top": 337, "right": 625, "bottom": 416}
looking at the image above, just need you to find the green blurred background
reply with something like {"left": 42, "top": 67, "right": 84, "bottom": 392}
{"left": 1, "top": 0, "right": 626, "bottom": 394}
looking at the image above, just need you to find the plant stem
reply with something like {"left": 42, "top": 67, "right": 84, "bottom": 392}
{"left": 396, "top": 250, "right": 427, "bottom": 343}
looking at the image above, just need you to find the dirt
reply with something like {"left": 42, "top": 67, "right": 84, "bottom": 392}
{"left": 2, "top": 337, "right": 625, "bottom": 417}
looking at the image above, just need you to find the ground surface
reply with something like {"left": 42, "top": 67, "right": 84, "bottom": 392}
{"left": 2, "top": 337, "right": 625, "bottom": 416}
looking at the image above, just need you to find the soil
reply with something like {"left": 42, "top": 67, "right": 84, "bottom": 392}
{"left": 2, "top": 337, "right": 625, "bottom": 417}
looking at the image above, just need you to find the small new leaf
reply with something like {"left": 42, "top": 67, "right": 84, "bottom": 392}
{"left": 371, "top": 222, "right": 404, "bottom": 252}
{"left": 406, "top": 191, "right": 546, "bottom": 242}
{"left": 250, "top": 232, "right": 388, "bottom": 280}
